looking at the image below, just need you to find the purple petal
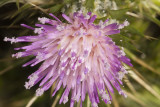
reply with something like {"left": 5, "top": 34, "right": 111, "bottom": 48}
{"left": 62, "top": 14, "right": 73, "bottom": 23}
{"left": 104, "top": 23, "right": 118, "bottom": 30}
{"left": 105, "top": 30, "right": 120, "bottom": 35}
{"left": 49, "top": 13, "right": 62, "bottom": 23}
{"left": 89, "top": 15, "right": 97, "bottom": 24}
{"left": 21, "top": 24, "right": 34, "bottom": 30}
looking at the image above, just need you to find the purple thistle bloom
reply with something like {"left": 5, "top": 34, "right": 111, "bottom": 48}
{"left": 4, "top": 12, "right": 132, "bottom": 107}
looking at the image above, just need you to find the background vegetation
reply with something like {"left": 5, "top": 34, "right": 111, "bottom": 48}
{"left": 0, "top": 0, "right": 160, "bottom": 107}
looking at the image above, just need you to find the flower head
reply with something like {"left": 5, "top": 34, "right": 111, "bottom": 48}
{"left": 4, "top": 12, "right": 132, "bottom": 107}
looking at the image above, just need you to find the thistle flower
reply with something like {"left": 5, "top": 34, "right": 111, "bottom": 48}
{"left": 4, "top": 12, "right": 132, "bottom": 107}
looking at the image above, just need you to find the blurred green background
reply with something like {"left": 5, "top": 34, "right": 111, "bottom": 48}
{"left": 0, "top": 0, "right": 160, "bottom": 107}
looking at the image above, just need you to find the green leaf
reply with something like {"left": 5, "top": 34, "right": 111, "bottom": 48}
{"left": 152, "top": 0, "right": 160, "bottom": 6}
{"left": 0, "top": 0, "right": 13, "bottom": 7}
{"left": 50, "top": 4, "right": 64, "bottom": 13}
{"left": 10, "top": 10, "right": 28, "bottom": 26}
{"left": 108, "top": 8, "right": 129, "bottom": 20}
{"left": 85, "top": 0, "right": 94, "bottom": 11}
{"left": 16, "top": 0, "right": 19, "bottom": 10}
{"left": 125, "top": 26, "right": 145, "bottom": 37}
{"left": 11, "top": 3, "right": 31, "bottom": 18}
{"left": 110, "top": 34, "right": 138, "bottom": 51}
{"left": 110, "top": 34, "right": 130, "bottom": 44}
{"left": 63, "top": 0, "right": 73, "bottom": 4}
{"left": 143, "top": 13, "right": 160, "bottom": 27}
